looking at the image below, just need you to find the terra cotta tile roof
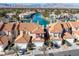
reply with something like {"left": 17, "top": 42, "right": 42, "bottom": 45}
{"left": 0, "top": 35, "right": 10, "bottom": 45}
{"left": 73, "top": 31, "right": 79, "bottom": 36}
{"left": 2, "top": 23, "right": 15, "bottom": 32}
{"left": 63, "top": 32, "right": 72, "bottom": 39}
{"left": 49, "top": 22, "right": 62, "bottom": 33}
{"left": 18, "top": 23, "right": 44, "bottom": 34}
{"left": 15, "top": 34, "right": 30, "bottom": 43}
{"left": 69, "top": 22, "right": 79, "bottom": 28}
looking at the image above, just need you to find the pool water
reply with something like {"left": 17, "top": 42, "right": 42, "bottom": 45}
{"left": 32, "top": 13, "right": 49, "bottom": 28}
{"left": 21, "top": 13, "right": 49, "bottom": 28}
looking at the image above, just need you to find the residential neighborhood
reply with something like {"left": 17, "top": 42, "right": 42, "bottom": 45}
{"left": 1, "top": 3, "right": 79, "bottom": 56}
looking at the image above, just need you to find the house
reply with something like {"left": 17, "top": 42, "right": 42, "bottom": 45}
{"left": 49, "top": 12, "right": 57, "bottom": 23}
{"left": 69, "top": 22, "right": 79, "bottom": 31}
{"left": 19, "top": 11, "right": 35, "bottom": 20}
{"left": 15, "top": 34, "right": 30, "bottom": 49}
{"left": 19, "top": 13, "right": 28, "bottom": 20}
{"left": 72, "top": 14, "right": 79, "bottom": 20}
{"left": 2, "top": 23, "right": 16, "bottom": 38}
{"left": 0, "top": 35, "right": 11, "bottom": 52}
{"left": 48, "top": 22, "right": 63, "bottom": 46}
{"left": 17, "top": 23, "right": 44, "bottom": 39}
{"left": 15, "top": 34, "right": 44, "bottom": 49}
{"left": 6, "top": 13, "right": 16, "bottom": 18}
{"left": 49, "top": 22, "right": 74, "bottom": 45}
{"left": 49, "top": 22, "right": 73, "bottom": 38}
{"left": 15, "top": 22, "right": 44, "bottom": 49}
{"left": 49, "top": 22, "right": 63, "bottom": 40}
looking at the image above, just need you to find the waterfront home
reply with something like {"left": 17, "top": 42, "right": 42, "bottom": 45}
{"left": 4, "top": 13, "right": 16, "bottom": 23}
{"left": 17, "top": 23, "right": 44, "bottom": 39}
{"left": 49, "top": 22, "right": 63, "bottom": 46}
{"left": 6, "top": 13, "right": 16, "bottom": 18}
{"left": 19, "top": 13, "right": 28, "bottom": 20}
{"left": 19, "top": 11, "right": 35, "bottom": 20}
{"left": 49, "top": 22, "right": 63, "bottom": 39}
{"left": 15, "top": 22, "right": 44, "bottom": 49}
{"left": 0, "top": 35, "right": 11, "bottom": 52}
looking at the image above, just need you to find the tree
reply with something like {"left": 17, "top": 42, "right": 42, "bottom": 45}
{"left": 44, "top": 28, "right": 50, "bottom": 46}
{"left": 42, "top": 9, "right": 49, "bottom": 17}
{"left": 54, "top": 9, "right": 61, "bottom": 15}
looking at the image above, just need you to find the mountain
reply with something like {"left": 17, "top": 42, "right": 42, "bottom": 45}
{"left": 0, "top": 3, "right": 79, "bottom": 8}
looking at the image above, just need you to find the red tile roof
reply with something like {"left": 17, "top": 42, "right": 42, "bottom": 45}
{"left": 15, "top": 34, "right": 30, "bottom": 43}
{"left": 73, "top": 31, "right": 79, "bottom": 36}
{"left": 18, "top": 23, "right": 44, "bottom": 34}
{"left": 63, "top": 32, "right": 72, "bottom": 39}
{"left": 49, "top": 22, "right": 72, "bottom": 33}
{"left": 32, "top": 26, "right": 44, "bottom": 34}
{"left": 0, "top": 35, "right": 10, "bottom": 45}
{"left": 49, "top": 22, "right": 63, "bottom": 33}
{"left": 2, "top": 23, "right": 14, "bottom": 32}
{"left": 61, "top": 22, "right": 71, "bottom": 29}
{"left": 69, "top": 22, "right": 79, "bottom": 28}
{"left": 0, "top": 41, "right": 2, "bottom": 45}
{"left": 15, "top": 34, "right": 44, "bottom": 43}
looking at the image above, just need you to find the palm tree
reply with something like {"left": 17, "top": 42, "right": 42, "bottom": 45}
{"left": 27, "top": 36, "right": 35, "bottom": 50}
{"left": 44, "top": 28, "right": 50, "bottom": 46}
{"left": 60, "top": 24, "right": 67, "bottom": 45}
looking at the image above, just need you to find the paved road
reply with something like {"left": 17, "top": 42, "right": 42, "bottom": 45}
{"left": 49, "top": 49, "right": 79, "bottom": 56}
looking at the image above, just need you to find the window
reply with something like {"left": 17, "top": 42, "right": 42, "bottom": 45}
{"left": 54, "top": 33, "right": 58, "bottom": 37}
{"left": 75, "top": 27, "right": 79, "bottom": 30}
{"left": 23, "top": 31, "right": 26, "bottom": 34}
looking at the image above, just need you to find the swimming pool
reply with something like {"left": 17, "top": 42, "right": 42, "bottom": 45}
{"left": 21, "top": 13, "right": 49, "bottom": 28}
{"left": 32, "top": 13, "right": 49, "bottom": 28}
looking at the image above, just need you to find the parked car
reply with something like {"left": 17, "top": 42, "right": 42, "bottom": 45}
{"left": 52, "top": 41, "right": 60, "bottom": 48}
{"left": 19, "top": 49, "right": 27, "bottom": 55}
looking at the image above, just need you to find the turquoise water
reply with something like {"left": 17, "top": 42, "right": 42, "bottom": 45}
{"left": 32, "top": 13, "right": 49, "bottom": 28}
{"left": 21, "top": 13, "right": 49, "bottom": 28}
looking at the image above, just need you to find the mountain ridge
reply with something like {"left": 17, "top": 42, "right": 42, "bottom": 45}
{"left": 0, "top": 3, "right": 79, "bottom": 8}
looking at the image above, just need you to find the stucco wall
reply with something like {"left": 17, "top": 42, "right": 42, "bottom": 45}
{"left": 15, "top": 43, "right": 27, "bottom": 49}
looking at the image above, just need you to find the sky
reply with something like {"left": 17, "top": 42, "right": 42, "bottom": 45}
{"left": 0, "top": 0, "right": 79, "bottom": 8}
